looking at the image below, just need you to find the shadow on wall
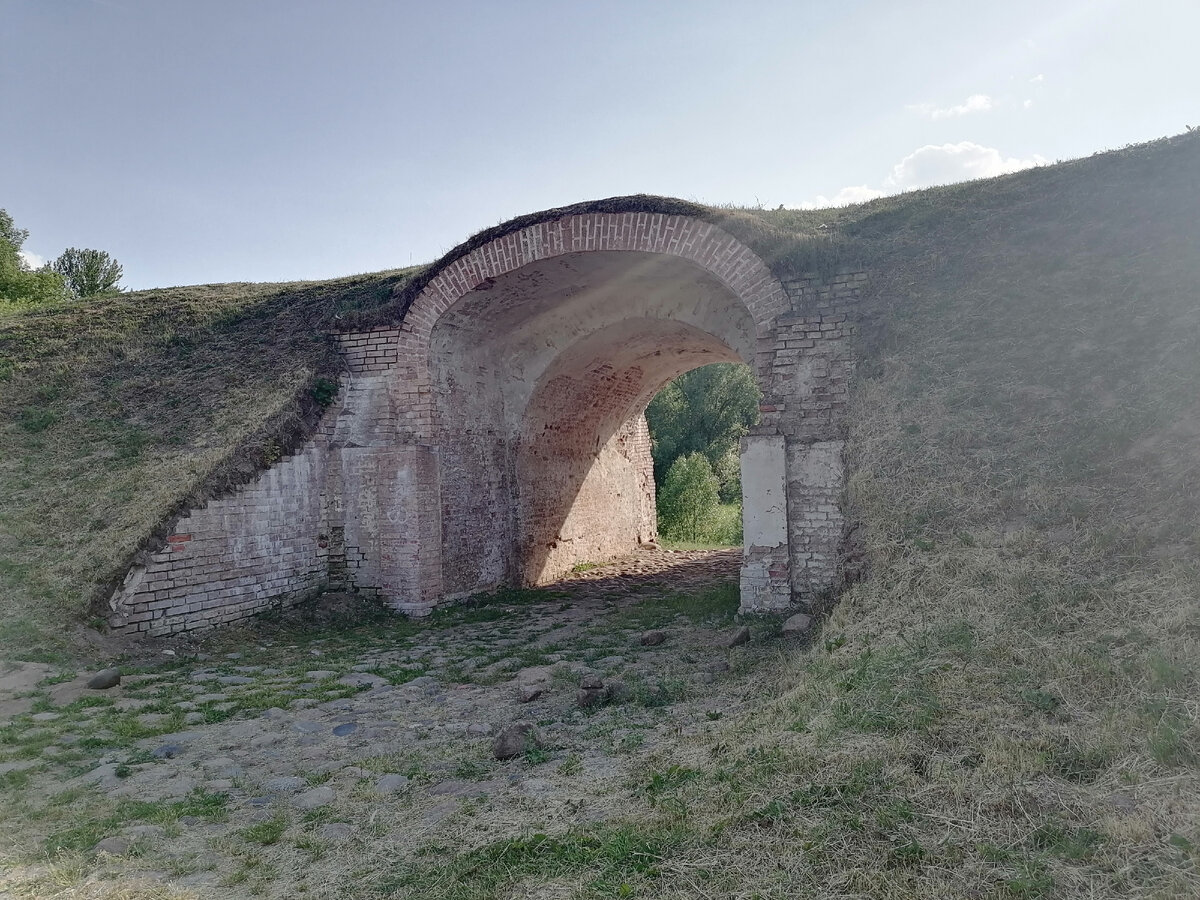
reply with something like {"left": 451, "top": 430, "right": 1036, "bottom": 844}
{"left": 516, "top": 317, "right": 745, "bottom": 584}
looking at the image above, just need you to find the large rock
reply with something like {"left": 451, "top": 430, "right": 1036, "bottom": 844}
{"left": 781, "top": 613, "right": 813, "bottom": 635}
{"left": 725, "top": 626, "right": 751, "bottom": 648}
{"left": 515, "top": 666, "right": 552, "bottom": 703}
{"left": 577, "top": 673, "right": 606, "bottom": 708}
{"left": 640, "top": 630, "right": 667, "bottom": 646}
{"left": 93, "top": 836, "right": 130, "bottom": 855}
{"left": 86, "top": 668, "right": 121, "bottom": 690}
{"left": 376, "top": 774, "right": 410, "bottom": 794}
{"left": 292, "top": 786, "right": 335, "bottom": 809}
{"left": 603, "top": 679, "right": 632, "bottom": 704}
{"left": 492, "top": 722, "right": 543, "bottom": 760}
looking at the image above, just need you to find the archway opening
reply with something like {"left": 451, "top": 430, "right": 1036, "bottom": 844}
{"left": 645, "top": 361, "right": 760, "bottom": 550}
{"left": 428, "top": 250, "right": 760, "bottom": 596}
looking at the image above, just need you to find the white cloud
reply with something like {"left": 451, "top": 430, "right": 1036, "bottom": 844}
{"left": 907, "top": 93, "right": 993, "bottom": 120}
{"left": 793, "top": 184, "right": 887, "bottom": 210}
{"left": 1029, "top": 73, "right": 1045, "bottom": 84}
{"left": 789, "top": 142, "right": 1047, "bottom": 210}
{"left": 884, "top": 142, "right": 1047, "bottom": 190}
{"left": 18, "top": 249, "right": 46, "bottom": 270}
{"left": 1024, "top": 99, "right": 1034, "bottom": 109}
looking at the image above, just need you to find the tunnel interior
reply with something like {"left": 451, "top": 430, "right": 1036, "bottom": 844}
{"left": 429, "top": 250, "right": 757, "bottom": 595}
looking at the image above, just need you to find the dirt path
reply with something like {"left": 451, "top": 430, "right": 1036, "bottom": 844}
{"left": 0, "top": 548, "right": 787, "bottom": 899}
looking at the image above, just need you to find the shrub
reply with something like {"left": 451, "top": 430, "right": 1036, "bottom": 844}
{"left": 657, "top": 452, "right": 720, "bottom": 542}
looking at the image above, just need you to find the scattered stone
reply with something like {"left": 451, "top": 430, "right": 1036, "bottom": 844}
{"left": 305, "top": 670, "right": 336, "bottom": 680}
{"left": 517, "top": 683, "right": 544, "bottom": 703}
{"left": 596, "top": 655, "right": 626, "bottom": 668}
{"left": 781, "top": 613, "right": 813, "bottom": 635}
{"left": 204, "top": 779, "right": 234, "bottom": 792}
{"left": 332, "top": 722, "right": 358, "bottom": 737}
{"left": 579, "top": 673, "right": 604, "bottom": 690}
{"left": 575, "top": 691, "right": 603, "bottom": 710}
{"left": 706, "top": 659, "right": 730, "bottom": 674}
{"left": 30, "top": 711, "right": 61, "bottom": 722}
{"left": 263, "top": 776, "right": 306, "bottom": 793}
{"left": 604, "top": 679, "right": 631, "bottom": 704}
{"left": 179, "top": 815, "right": 204, "bottom": 826}
{"left": 151, "top": 743, "right": 183, "bottom": 760}
{"left": 376, "top": 774, "right": 410, "bottom": 794}
{"left": 292, "top": 786, "right": 335, "bottom": 809}
{"left": 338, "top": 672, "right": 387, "bottom": 689}
{"left": 290, "top": 698, "right": 320, "bottom": 709}
{"left": 122, "top": 824, "right": 164, "bottom": 839}
{"left": 640, "top": 630, "right": 667, "bottom": 646}
{"left": 0, "top": 760, "right": 39, "bottom": 775}
{"left": 225, "top": 653, "right": 243, "bottom": 660}
{"left": 261, "top": 707, "right": 289, "bottom": 720}
{"left": 184, "top": 712, "right": 204, "bottom": 724}
{"left": 250, "top": 732, "right": 283, "bottom": 749}
{"left": 215, "top": 675, "right": 254, "bottom": 686}
{"left": 493, "top": 722, "right": 543, "bottom": 760}
{"left": 86, "top": 668, "right": 122, "bottom": 690}
{"left": 421, "top": 799, "right": 457, "bottom": 826}
{"left": 467, "top": 723, "right": 492, "bottom": 735}
{"left": 725, "top": 625, "right": 751, "bottom": 648}
{"left": 93, "top": 836, "right": 131, "bottom": 855}
{"left": 292, "top": 721, "right": 323, "bottom": 734}
{"left": 318, "top": 823, "right": 353, "bottom": 841}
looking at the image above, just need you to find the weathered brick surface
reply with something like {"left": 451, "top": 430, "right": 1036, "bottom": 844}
{"left": 108, "top": 210, "right": 865, "bottom": 634}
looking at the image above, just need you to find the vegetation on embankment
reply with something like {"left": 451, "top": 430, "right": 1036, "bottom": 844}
{"left": 0, "top": 131, "right": 1197, "bottom": 664}
{"left": 0, "top": 270, "right": 417, "bottom": 658}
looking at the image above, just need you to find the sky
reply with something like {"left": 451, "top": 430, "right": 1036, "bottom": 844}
{"left": 2, "top": 0, "right": 1197, "bottom": 290}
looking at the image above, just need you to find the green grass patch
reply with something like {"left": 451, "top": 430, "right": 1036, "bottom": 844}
{"left": 380, "top": 823, "right": 691, "bottom": 899}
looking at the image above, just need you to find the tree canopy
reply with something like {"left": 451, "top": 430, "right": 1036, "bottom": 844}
{"left": 645, "top": 363, "right": 760, "bottom": 500}
{"left": 53, "top": 248, "right": 124, "bottom": 297}
{"left": 0, "top": 209, "right": 70, "bottom": 307}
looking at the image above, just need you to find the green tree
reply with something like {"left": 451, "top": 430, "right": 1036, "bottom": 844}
{"left": 0, "top": 209, "right": 69, "bottom": 306}
{"left": 53, "top": 247, "right": 124, "bottom": 297}
{"left": 657, "top": 452, "right": 721, "bottom": 542}
{"left": 645, "top": 363, "right": 760, "bottom": 495}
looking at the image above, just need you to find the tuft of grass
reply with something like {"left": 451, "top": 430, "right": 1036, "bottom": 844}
{"left": 240, "top": 815, "right": 289, "bottom": 846}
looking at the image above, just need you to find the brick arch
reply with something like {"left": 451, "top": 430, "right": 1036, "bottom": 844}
{"left": 405, "top": 212, "right": 789, "bottom": 342}
{"left": 389, "top": 213, "right": 789, "bottom": 444}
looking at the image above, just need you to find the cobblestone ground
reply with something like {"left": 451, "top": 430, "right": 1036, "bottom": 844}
{"left": 0, "top": 548, "right": 796, "bottom": 899}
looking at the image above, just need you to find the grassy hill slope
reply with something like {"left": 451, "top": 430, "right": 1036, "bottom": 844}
{"left": 0, "top": 270, "right": 416, "bottom": 657}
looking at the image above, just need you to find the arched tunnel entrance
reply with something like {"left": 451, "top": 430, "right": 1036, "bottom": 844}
{"left": 401, "top": 209, "right": 809, "bottom": 614}
{"left": 106, "top": 205, "right": 862, "bottom": 635}
{"left": 429, "top": 250, "right": 756, "bottom": 592}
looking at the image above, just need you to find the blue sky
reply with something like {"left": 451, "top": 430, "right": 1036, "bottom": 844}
{"left": 3, "top": 0, "right": 1197, "bottom": 289}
